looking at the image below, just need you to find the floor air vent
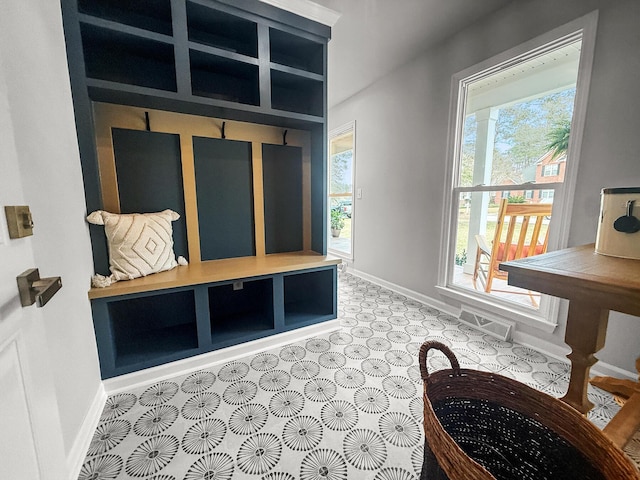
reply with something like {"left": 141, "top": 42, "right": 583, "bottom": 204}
{"left": 459, "top": 309, "right": 512, "bottom": 341}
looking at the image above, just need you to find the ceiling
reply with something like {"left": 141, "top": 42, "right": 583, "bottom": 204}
{"left": 312, "top": 0, "right": 517, "bottom": 108}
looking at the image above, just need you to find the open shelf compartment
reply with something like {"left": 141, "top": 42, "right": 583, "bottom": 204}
{"left": 187, "top": 2, "right": 258, "bottom": 58}
{"left": 80, "top": 24, "right": 177, "bottom": 92}
{"left": 108, "top": 290, "right": 198, "bottom": 369}
{"left": 209, "top": 278, "right": 275, "bottom": 344}
{"left": 270, "top": 28, "right": 324, "bottom": 74}
{"left": 271, "top": 70, "right": 323, "bottom": 117}
{"left": 284, "top": 268, "right": 335, "bottom": 326}
{"left": 78, "top": 0, "right": 173, "bottom": 36}
{"left": 190, "top": 50, "right": 259, "bottom": 105}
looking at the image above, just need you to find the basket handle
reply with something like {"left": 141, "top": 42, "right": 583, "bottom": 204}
{"left": 419, "top": 340, "right": 461, "bottom": 382}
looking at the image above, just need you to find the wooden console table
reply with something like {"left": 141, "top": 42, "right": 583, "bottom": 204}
{"left": 500, "top": 243, "right": 640, "bottom": 447}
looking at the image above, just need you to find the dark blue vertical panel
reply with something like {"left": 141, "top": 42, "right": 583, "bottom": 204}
{"left": 194, "top": 285, "right": 212, "bottom": 349}
{"left": 90, "top": 299, "right": 117, "bottom": 379}
{"left": 272, "top": 274, "right": 284, "bottom": 330}
{"left": 112, "top": 128, "right": 188, "bottom": 260}
{"left": 262, "top": 143, "right": 303, "bottom": 254}
{"left": 193, "top": 137, "right": 255, "bottom": 260}
{"left": 310, "top": 124, "right": 326, "bottom": 254}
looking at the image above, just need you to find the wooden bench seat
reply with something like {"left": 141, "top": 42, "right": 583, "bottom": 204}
{"left": 89, "top": 251, "right": 341, "bottom": 299}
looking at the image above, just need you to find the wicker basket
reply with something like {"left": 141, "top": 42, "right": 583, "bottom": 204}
{"left": 418, "top": 341, "right": 640, "bottom": 480}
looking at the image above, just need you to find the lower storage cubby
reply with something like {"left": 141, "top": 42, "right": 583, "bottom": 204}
{"left": 90, "top": 258, "right": 339, "bottom": 379}
{"left": 107, "top": 290, "right": 198, "bottom": 371}
{"left": 209, "top": 278, "right": 275, "bottom": 345}
{"left": 284, "top": 268, "right": 335, "bottom": 326}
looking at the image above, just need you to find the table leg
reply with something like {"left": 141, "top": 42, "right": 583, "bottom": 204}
{"left": 561, "top": 302, "right": 609, "bottom": 414}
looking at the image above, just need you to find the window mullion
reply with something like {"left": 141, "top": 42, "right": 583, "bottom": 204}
{"left": 454, "top": 182, "right": 563, "bottom": 194}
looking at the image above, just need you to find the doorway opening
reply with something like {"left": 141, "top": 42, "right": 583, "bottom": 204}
{"left": 328, "top": 122, "right": 355, "bottom": 259}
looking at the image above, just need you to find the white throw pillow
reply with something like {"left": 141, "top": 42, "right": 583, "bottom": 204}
{"left": 87, "top": 209, "right": 187, "bottom": 286}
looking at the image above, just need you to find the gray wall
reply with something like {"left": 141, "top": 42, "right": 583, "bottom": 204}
{"left": 329, "top": 0, "right": 640, "bottom": 372}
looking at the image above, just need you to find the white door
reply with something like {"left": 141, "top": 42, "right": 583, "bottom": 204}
{"left": 0, "top": 47, "right": 67, "bottom": 480}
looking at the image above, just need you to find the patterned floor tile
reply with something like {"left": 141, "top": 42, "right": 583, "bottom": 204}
{"left": 78, "top": 272, "right": 639, "bottom": 479}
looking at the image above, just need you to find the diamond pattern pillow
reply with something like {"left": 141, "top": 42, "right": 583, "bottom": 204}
{"left": 87, "top": 209, "right": 185, "bottom": 284}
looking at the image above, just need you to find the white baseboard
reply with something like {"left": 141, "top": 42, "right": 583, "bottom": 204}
{"left": 511, "top": 330, "right": 571, "bottom": 362}
{"left": 348, "top": 269, "right": 637, "bottom": 381}
{"left": 67, "top": 383, "right": 106, "bottom": 478}
{"left": 513, "top": 330, "right": 636, "bottom": 380}
{"left": 104, "top": 320, "right": 341, "bottom": 394}
{"left": 348, "top": 268, "right": 459, "bottom": 317}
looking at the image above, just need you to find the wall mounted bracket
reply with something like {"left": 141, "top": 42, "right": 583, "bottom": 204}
{"left": 5, "top": 205, "right": 34, "bottom": 238}
{"left": 17, "top": 268, "right": 62, "bottom": 307}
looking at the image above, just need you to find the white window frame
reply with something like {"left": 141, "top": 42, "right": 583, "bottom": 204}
{"left": 328, "top": 121, "right": 356, "bottom": 260}
{"left": 436, "top": 12, "right": 598, "bottom": 333}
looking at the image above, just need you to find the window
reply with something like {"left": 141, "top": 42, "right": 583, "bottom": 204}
{"left": 328, "top": 122, "right": 355, "bottom": 259}
{"left": 438, "top": 13, "right": 597, "bottom": 331}
{"left": 540, "top": 189, "right": 555, "bottom": 201}
{"left": 542, "top": 164, "right": 559, "bottom": 176}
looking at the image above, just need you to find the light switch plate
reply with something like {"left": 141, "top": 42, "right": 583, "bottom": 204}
{"left": 5, "top": 205, "right": 34, "bottom": 238}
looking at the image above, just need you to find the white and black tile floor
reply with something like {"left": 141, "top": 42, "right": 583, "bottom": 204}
{"left": 79, "top": 273, "right": 640, "bottom": 479}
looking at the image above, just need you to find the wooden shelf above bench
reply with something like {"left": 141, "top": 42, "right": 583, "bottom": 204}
{"left": 89, "top": 251, "right": 340, "bottom": 300}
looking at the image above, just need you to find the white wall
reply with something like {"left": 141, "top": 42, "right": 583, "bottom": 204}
{"left": 329, "top": 0, "right": 640, "bottom": 372}
{"left": 1, "top": 0, "right": 101, "bottom": 464}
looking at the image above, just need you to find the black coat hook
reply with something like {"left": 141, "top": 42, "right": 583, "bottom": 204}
{"left": 144, "top": 111, "right": 151, "bottom": 131}
{"left": 283, "top": 129, "right": 288, "bottom": 146}
{"left": 221, "top": 121, "right": 226, "bottom": 139}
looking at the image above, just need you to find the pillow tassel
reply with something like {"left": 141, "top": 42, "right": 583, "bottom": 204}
{"left": 177, "top": 256, "right": 188, "bottom": 266}
{"left": 91, "top": 273, "right": 117, "bottom": 288}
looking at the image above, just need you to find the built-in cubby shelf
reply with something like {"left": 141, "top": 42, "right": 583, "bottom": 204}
{"left": 105, "top": 289, "right": 198, "bottom": 370}
{"left": 80, "top": 24, "right": 177, "bottom": 92}
{"left": 190, "top": 50, "right": 260, "bottom": 105}
{"left": 209, "top": 278, "right": 275, "bottom": 345}
{"left": 284, "top": 268, "right": 335, "bottom": 326}
{"left": 271, "top": 70, "right": 323, "bottom": 117}
{"left": 270, "top": 28, "right": 324, "bottom": 74}
{"left": 63, "top": 0, "right": 334, "bottom": 379}
{"left": 70, "top": 0, "right": 327, "bottom": 120}
{"left": 187, "top": 2, "right": 258, "bottom": 58}
{"left": 78, "top": 0, "right": 173, "bottom": 36}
